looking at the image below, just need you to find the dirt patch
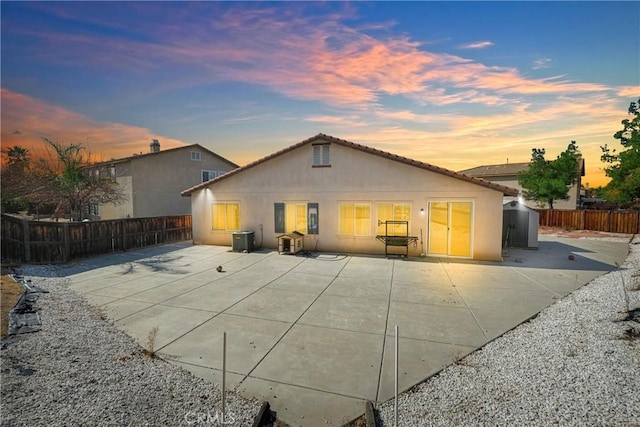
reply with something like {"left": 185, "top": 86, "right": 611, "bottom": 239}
{"left": 539, "top": 226, "right": 633, "bottom": 240}
{"left": 1, "top": 275, "right": 24, "bottom": 339}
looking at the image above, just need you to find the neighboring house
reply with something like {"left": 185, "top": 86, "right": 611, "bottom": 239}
{"left": 88, "top": 140, "right": 238, "bottom": 220}
{"left": 459, "top": 158, "right": 585, "bottom": 210}
{"left": 182, "top": 134, "right": 518, "bottom": 261}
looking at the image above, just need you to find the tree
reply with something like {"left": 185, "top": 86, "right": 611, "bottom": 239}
{"left": 600, "top": 98, "right": 640, "bottom": 205}
{"left": 517, "top": 141, "right": 581, "bottom": 209}
{"left": 1, "top": 145, "right": 39, "bottom": 212}
{"left": 4, "top": 145, "right": 30, "bottom": 167}
{"left": 36, "top": 138, "right": 127, "bottom": 221}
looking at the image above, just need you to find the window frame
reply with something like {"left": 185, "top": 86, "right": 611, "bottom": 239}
{"left": 338, "top": 202, "right": 371, "bottom": 237}
{"left": 376, "top": 203, "right": 411, "bottom": 236}
{"left": 274, "top": 202, "right": 318, "bottom": 235}
{"left": 191, "top": 151, "right": 202, "bottom": 161}
{"left": 312, "top": 143, "right": 331, "bottom": 167}
{"left": 201, "top": 170, "right": 217, "bottom": 182}
{"left": 211, "top": 202, "right": 240, "bottom": 231}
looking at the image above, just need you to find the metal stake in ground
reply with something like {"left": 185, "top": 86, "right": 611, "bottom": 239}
{"left": 395, "top": 324, "right": 399, "bottom": 427}
{"left": 222, "top": 331, "right": 226, "bottom": 424}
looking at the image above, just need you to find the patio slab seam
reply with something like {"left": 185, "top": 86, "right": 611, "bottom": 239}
{"left": 440, "top": 263, "right": 490, "bottom": 343}
{"left": 100, "top": 252, "right": 305, "bottom": 325}
{"left": 374, "top": 258, "right": 397, "bottom": 403}
{"left": 154, "top": 258, "right": 316, "bottom": 354}
{"left": 243, "top": 374, "right": 371, "bottom": 400}
{"left": 509, "top": 267, "right": 577, "bottom": 297}
{"left": 238, "top": 255, "right": 354, "bottom": 387}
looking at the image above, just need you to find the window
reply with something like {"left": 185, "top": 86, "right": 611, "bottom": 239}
{"left": 312, "top": 144, "right": 330, "bottom": 167}
{"left": 274, "top": 202, "right": 318, "bottom": 235}
{"left": 191, "top": 151, "right": 201, "bottom": 161}
{"left": 339, "top": 203, "right": 371, "bottom": 236}
{"left": 89, "top": 203, "right": 100, "bottom": 216}
{"left": 202, "top": 170, "right": 217, "bottom": 182}
{"left": 212, "top": 203, "right": 240, "bottom": 231}
{"left": 376, "top": 203, "right": 411, "bottom": 236}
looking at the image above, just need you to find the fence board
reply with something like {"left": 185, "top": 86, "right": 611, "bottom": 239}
{"left": 537, "top": 209, "right": 639, "bottom": 234}
{"left": 1, "top": 214, "right": 192, "bottom": 264}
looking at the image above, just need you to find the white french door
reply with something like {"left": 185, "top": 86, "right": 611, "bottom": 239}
{"left": 428, "top": 201, "right": 473, "bottom": 257}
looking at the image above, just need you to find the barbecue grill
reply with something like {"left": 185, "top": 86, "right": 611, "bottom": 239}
{"left": 375, "top": 220, "right": 418, "bottom": 258}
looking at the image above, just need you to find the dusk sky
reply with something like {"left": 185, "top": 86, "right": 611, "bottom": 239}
{"left": 2, "top": 1, "right": 639, "bottom": 187}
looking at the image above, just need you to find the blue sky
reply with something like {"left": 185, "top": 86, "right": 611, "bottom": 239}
{"left": 2, "top": 1, "right": 638, "bottom": 186}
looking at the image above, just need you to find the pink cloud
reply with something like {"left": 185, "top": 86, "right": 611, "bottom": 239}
{"left": 14, "top": 5, "right": 620, "bottom": 110}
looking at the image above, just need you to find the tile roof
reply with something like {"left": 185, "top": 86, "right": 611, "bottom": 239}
{"left": 181, "top": 133, "right": 519, "bottom": 196}
{"left": 90, "top": 143, "right": 239, "bottom": 168}
{"left": 459, "top": 162, "right": 530, "bottom": 177}
{"left": 461, "top": 157, "right": 585, "bottom": 178}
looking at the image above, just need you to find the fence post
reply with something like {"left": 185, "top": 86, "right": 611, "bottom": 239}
{"left": 607, "top": 210, "right": 612, "bottom": 232}
{"left": 22, "top": 219, "right": 31, "bottom": 262}
{"left": 121, "top": 219, "right": 127, "bottom": 250}
{"left": 63, "top": 222, "right": 70, "bottom": 262}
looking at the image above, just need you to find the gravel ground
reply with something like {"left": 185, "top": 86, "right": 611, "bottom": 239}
{"left": 0, "top": 266, "right": 262, "bottom": 427}
{"left": 378, "top": 236, "right": 640, "bottom": 426}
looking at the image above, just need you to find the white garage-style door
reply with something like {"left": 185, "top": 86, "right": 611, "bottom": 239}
{"left": 428, "top": 201, "right": 473, "bottom": 258}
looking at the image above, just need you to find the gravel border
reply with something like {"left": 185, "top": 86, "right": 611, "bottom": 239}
{"left": 1, "top": 266, "right": 262, "bottom": 427}
{"left": 3, "top": 237, "right": 638, "bottom": 427}
{"left": 378, "top": 237, "right": 640, "bottom": 426}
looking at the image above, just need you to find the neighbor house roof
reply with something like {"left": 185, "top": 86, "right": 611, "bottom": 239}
{"left": 91, "top": 144, "right": 239, "bottom": 168}
{"left": 459, "top": 162, "right": 530, "bottom": 178}
{"left": 461, "top": 158, "right": 585, "bottom": 178}
{"left": 181, "top": 133, "right": 519, "bottom": 197}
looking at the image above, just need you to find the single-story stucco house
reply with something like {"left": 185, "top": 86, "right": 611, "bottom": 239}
{"left": 181, "top": 134, "right": 518, "bottom": 261}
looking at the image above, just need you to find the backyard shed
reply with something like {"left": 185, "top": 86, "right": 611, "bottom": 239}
{"left": 502, "top": 201, "right": 539, "bottom": 249}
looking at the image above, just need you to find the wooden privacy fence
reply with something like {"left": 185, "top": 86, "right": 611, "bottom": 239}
{"left": 1, "top": 214, "right": 192, "bottom": 264}
{"left": 537, "top": 209, "right": 640, "bottom": 234}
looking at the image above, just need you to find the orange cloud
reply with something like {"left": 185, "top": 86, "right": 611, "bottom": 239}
{"left": 305, "top": 92, "right": 627, "bottom": 188}
{"left": 0, "top": 89, "right": 189, "bottom": 162}
{"left": 617, "top": 87, "right": 640, "bottom": 98}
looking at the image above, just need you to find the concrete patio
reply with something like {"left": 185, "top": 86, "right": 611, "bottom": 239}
{"left": 61, "top": 235, "right": 629, "bottom": 426}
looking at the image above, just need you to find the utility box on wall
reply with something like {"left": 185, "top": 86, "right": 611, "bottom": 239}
{"left": 278, "top": 232, "right": 304, "bottom": 255}
{"left": 232, "top": 231, "right": 255, "bottom": 252}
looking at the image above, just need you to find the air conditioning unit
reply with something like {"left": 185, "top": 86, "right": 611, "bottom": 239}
{"left": 278, "top": 232, "right": 304, "bottom": 255}
{"left": 232, "top": 231, "right": 255, "bottom": 253}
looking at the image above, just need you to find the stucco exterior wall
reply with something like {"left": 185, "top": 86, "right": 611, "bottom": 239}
{"left": 98, "top": 146, "right": 236, "bottom": 219}
{"left": 189, "top": 140, "right": 507, "bottom": 261}
{"left": 481, "top": 176, "right": 582, "bottom": 210}
{"left": 99, "top": 174, "right": 133, "bottom": 219}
